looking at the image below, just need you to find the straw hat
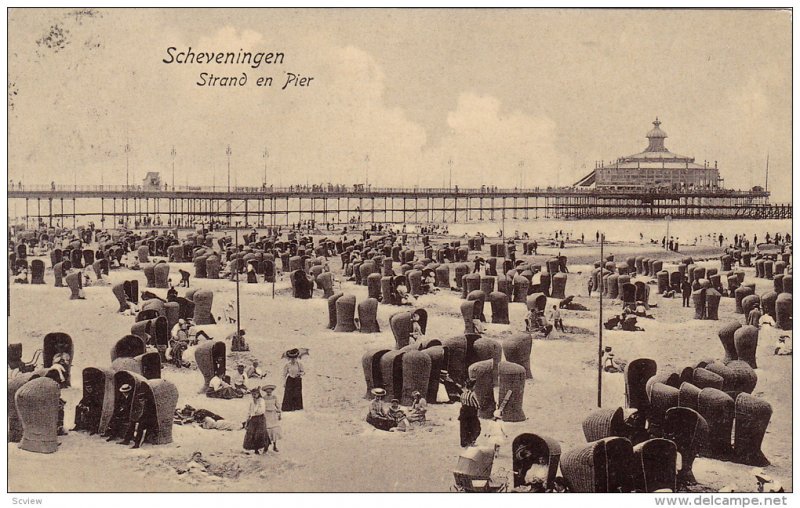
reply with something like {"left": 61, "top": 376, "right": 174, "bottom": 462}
{"left": 371, "top": 388, "right": 386, "bottom": 397}
{"left": 119, "top": 384, "right": 132, "bottom": 393}
{"left": 286, "top": 348, "right": 300, "bottom": 358}
{"left": 262, "top": 384, "right": 276, "bottom": 391}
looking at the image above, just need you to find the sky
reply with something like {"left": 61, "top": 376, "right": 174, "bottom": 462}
{"left": 7, "top": 8, "right": 793, "bottom": 201}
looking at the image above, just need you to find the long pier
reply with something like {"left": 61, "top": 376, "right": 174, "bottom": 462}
{"left": 8, "top": 184, "right": 790, "bottom": 228}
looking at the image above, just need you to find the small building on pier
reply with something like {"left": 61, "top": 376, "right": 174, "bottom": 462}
{"left": 575, "top": 118, "right": 721, "bottom": 191}
{"left": 142, "top": 172, "right": 162, "bottom": 190}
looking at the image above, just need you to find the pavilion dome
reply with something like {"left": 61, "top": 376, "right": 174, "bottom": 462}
{"left": 645, "top": 118, "right": 668, "bottom": 152}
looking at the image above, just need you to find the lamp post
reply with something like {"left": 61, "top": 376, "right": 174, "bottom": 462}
{"left": 598, "top": 232, "right": 605, "bottom": 408}
{"left": 171, "top": 146, "right": 176, "bottom": 190}
{"left": 125, "top": 141, "right": 131, "bottom": 189}
{"left": 226, "top": 146, "right": 232, "bottom": 226}
{"left": 226, "top": 145, "right": 232, "bottom": 192}
{"left": 262, "top": 146, "right": 269, "bottom": 190}
{"left": 665, "top": 215, "right": 672, "bottom": 251}
{"left": 234, "top": 220, "right": 242, "bottom": 340}
{"left": 448, "top": 158, "right": 453, "bottom": 190}
{"left": 364, "top": 154, "right": 370, "bottom": 187}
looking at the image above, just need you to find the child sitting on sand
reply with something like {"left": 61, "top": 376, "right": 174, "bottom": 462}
{"left": 387, "top": 399, "right": 411, "bottom": 432}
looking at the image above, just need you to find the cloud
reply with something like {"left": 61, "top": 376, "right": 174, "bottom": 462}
{"left": 418, "top": 93, "right": 561, "bottom": 188}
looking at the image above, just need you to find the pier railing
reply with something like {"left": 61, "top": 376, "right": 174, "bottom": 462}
{"left": 7, "top": 183, "right": 770, "bottom": 198}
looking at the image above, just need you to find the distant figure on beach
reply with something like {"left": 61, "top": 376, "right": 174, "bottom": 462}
{"left": 549, "top": 305, "right": 565, "bottom": 332}
{"left": 681, "top": 277, "right": 691, "bottom": 307}
{"left": 472, "top": 255, "right": 484, "bottom": 274}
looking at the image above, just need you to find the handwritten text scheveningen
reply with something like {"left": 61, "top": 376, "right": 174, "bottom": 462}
{"left": 162, "top": 47, "right": 314, "bottom": 89}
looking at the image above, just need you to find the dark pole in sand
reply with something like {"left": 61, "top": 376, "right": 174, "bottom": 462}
{"left": 598, "top": 232, "right": 604, "bottom": 408}
{"left": 234, "top": 220, "right": 242, "bottom": 339}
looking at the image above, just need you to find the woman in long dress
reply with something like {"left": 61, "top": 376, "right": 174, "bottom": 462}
{"left": 282, "top": 349, "right": 305, "bottom": 411}
{"left": 243, "top": 389, "right": 270, "bottom": 454}
{"left": 262, "top": 385, "right": 282, "bottom": 452}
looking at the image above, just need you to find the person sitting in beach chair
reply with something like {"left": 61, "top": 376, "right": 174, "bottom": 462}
{"left": 396, "top": 284, "right": 415, "bottom": 305}
{"left": 421, "top": 269, "right": 438, "bottom": 295}
{"left": 409, "top": 312, "right": 425, "bottom": 345}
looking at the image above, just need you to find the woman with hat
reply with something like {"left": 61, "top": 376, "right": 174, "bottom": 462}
{"left": 281, "top": 349, "right": 305, "bottom": 411}
{"left": 366, "top": 388, "right": 395, "bottom": 431}
{"left": 243, "top": 388, "right": 270, "bottom": 455}
{"left": 262, "top": 385, "right": 282, "bottom": 452}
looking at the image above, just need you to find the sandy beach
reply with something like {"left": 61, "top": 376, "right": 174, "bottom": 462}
{"left": 7, "top": 229, "right": 792, "bottom": 492}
